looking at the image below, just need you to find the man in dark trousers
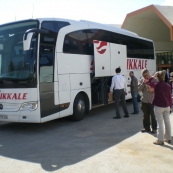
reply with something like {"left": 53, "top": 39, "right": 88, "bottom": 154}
{"left": 129, "top": 71, "right": 139, "bottom": 114}
{"left": 165, "top": 68, "right": 170, "bottom": 83}
{"left": 165, "top": 68, "right": 172, "bottom": 91}
{"left": 138, "top": 68, "right": 157, "bottom": 133}
{"left": 110, "top": 67, "right": 129, "bottom": 119}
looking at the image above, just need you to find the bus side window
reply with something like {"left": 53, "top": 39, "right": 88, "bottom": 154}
{"left": 63, "top": 30, "right": 88, "bottom": 55}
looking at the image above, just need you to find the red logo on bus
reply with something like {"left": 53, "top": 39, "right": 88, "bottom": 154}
{"left": 0, "top": 93, "right": 27, "bottom": 100}
{"left": 90, "top": 60, "right": 94, "bottom": 71}
{"left": 94, "top": 40, "right": 107, "bottom": 54}
{"left": 127, "top": 59, "right": 147, "bottom": 70}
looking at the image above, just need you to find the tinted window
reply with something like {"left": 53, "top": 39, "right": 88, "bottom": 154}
{"left": 88, "top": 29, "right": 112, "bottom": 43}
{"left": 63, "top": 29, "right": 154, "bottom": 59}
{"left": 112, "top": 32, "right": 154, "bottom": 59}
{"left": 63, "top": 29, "right": 113, "bottom": 55}
{"left": 141, "top": 40, "right": 154, "bottom": 59}
{"left": 39, "top": 28, "right": 57, "bottom": 83}
{"left": 0, "top": 20, "right": 38, "bottom": 88}
{"left": 63, "top": 30, "right": 88, "bottom": 54}
{"left": 130, "top": 37, "right": 143, "bottom": 58}
{"left": 112, "top": 33, "right": 132, "bottom": 56}
{"left": 86, "top": 29, "right": 112, "bottom": 55}
{"left": 40, "top": 35, "right": 56, "bottom": 45}
{"left": 41, "top": 21, "right": 70, "bottom": 33}
{"left": 39, "top": 45, "right": 54, "bottom": 83}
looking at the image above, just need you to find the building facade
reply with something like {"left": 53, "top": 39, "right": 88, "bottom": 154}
{"left": 121, "top": 5, "right": 173, "bottom": 72}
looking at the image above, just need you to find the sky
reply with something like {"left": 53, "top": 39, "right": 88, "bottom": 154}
{"left": 0, "top": 0, "right": 173, "bottom": 25}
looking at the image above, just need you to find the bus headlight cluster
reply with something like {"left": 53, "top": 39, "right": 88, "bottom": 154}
{"left": 20, "top": 102, "right": 38, "bottom": 111}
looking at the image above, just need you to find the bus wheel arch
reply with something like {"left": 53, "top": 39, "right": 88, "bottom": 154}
{"left": 71, "top": 92, "right": 90, "bottom": 121}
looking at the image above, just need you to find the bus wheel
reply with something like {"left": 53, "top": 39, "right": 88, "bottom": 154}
{"left": 71, "top": 93, "right": 86, "bottom": 121}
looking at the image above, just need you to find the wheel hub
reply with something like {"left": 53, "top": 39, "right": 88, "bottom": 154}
{"left": 77, "top": 100, "right": 85, "bottom": 114}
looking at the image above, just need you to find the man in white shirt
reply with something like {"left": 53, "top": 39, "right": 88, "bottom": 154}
{"left": 110, "top": 67, "right": 129, "bottom": 119}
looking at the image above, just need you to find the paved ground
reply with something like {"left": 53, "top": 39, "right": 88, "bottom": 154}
{"left": 0, "top": 101, "right": 173, "bottom": 173}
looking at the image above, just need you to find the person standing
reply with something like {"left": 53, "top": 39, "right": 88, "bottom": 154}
{"left": 138, "top": 68, "right": 157, "bottom": 133}
{"left": 166, "top": 69, "right": 172, "bottom": 92}
{"left": 145, "top": 71, "right": 172, "bottom": 145}
{"left": 169, "top": 72, "right": 173, "bottom": 93}
{"left": 110, "top": 67, "right": 129, "bottom": 119}
{"left": 165, "top": 69, "right": 170, "bottom": 83}
{"left": 129, "top": 71, "right": 139, "bottom": 114}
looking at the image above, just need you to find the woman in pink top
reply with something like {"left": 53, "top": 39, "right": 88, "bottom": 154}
{"left": 144, "top": 71, "right": 172, "bottom": 145}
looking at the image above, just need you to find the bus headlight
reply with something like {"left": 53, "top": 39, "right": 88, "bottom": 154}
{"left": 20, "top": 102, "right": 38, "bottom": 111}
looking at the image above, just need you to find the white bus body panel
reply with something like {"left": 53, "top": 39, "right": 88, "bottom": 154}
{"left": 54, "top": 81, "right": 59, "bottom": 105}
{"left": 146, "top": 59, "right": 156, "bottom": 76}
{"left": 19, "top": 106, "right": 40, "bottom": 123}
{"left": 41, "top": 111, "right": 59, "bottom": 123}
{"left": 58, "top": 74, "right": 70, "bottom": 104}
{"left": 59, "top": 73, "right": 91, "bottom": 118}
{"left": 0, "top": 88, "right": 40, "bottom": 123}
{"left": 70, "top": 74, "right": 91, "bottom": 90}
{"left": 57, "top": 53, "right": 92, "bottom": 74}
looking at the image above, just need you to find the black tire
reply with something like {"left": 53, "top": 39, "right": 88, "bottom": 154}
{"left": 71, "top": 93, "right": 86, "bottom": 121}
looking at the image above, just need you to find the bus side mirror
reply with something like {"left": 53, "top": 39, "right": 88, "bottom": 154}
{"left": 23, "top": 32, "right": 34, "bottom": 51}
{"left": 23, "top": 28, "right": 49, "bottom": 51}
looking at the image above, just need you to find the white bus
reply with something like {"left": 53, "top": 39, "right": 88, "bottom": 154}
{"left": 0, "top": 18, "right": 156, "bottom": 123}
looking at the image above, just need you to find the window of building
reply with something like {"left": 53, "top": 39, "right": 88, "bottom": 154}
{"left": 156, "top": 51, "right": 173, "bottom": 71}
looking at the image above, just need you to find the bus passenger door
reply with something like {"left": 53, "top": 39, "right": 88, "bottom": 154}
{"left": 39, "top": 42, "right": 60, "bottom": 120}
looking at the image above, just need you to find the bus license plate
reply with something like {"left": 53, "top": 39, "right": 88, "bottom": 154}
{"left": 0, "top": 115, "right": 8, "bottom": 119}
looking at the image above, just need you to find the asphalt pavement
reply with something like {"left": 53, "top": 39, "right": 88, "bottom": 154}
{"left": 0, "top": 101, "right": 173, "bottom": 173}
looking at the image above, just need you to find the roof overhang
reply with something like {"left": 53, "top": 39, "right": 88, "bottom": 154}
{"left": 122, "top": 5, "right": 173, "bottom": 41}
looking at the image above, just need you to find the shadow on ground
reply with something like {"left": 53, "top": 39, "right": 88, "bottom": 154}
{"left": 0, "top": 102, "right": 143, "bottom": 171}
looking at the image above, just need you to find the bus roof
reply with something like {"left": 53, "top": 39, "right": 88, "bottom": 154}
{"left": 0, "top": 18, "right": 153, "bottom": 43}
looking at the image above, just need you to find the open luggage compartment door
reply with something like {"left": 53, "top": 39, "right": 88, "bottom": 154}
{"left": 110, "top": 43, "right": 127, "bottom": 76}
{"left": 94, "top": 40, "right": 127, "bottom": 77}
{"left": 93, "top": 40, "right": 111, "bottom": 77}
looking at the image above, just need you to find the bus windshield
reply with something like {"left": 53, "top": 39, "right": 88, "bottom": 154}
{"left": 0, "top": 20, "right": 38, "bottom": 87}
